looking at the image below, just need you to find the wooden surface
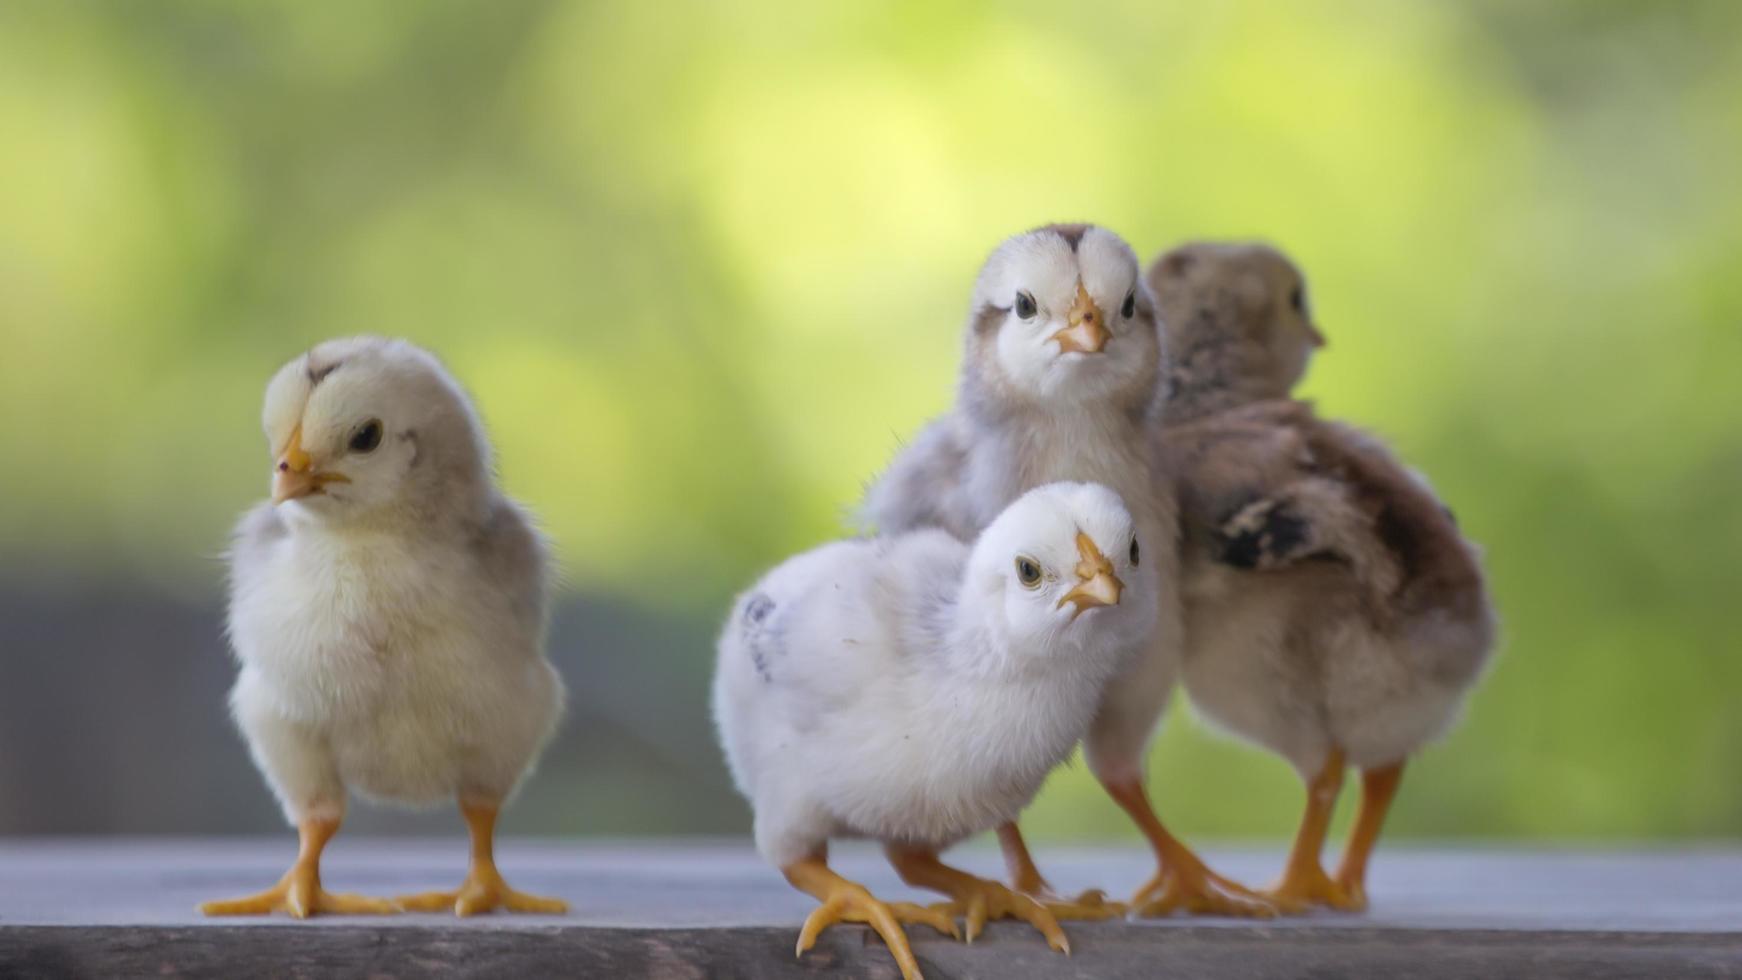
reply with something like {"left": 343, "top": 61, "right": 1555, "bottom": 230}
{"left": 3, "top": 839, "right": 1740, "bottom": 978}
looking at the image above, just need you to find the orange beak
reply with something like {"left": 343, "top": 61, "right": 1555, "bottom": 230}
{"left": 271, "top": 424, "right": 349, "bottom": 504}
{"left": 1057, "top": 531, "right": 1123, "bottom": 619}
{"left": 1051, "top": 282, "right": 1109, "bottom": 354}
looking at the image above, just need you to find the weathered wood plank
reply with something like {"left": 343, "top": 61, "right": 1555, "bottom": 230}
{"left": 2, "top": 841, "right": 1739, "bottom": 978}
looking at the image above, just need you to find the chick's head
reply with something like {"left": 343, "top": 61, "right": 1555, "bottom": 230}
{"left": 260, "top": 336, "right": 491, "bottom": 525}
{"left": 963, "top": 224, "right": 1162, "bottom": 411}
{"left": 1148, "top": 241, "right": 1323, "bottom": 398}
{"left": 970, "top": 481, "right": 1158, "bottom": 664}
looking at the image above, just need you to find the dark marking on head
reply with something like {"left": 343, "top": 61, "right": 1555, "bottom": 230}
{"left": 1040, "top": 223, "right": 1093, "bottom": 252}
{"left": 745, "top": 593, "right": 775, "bottom": 625}
{"left": 306, "top": 356, "right": 343, "bottom": 386}
{"left": 973, "top": 303, "right": 1009, "bottom": 336}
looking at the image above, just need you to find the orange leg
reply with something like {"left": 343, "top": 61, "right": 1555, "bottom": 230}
{"left": 201, "top": 815, "right": 397, "bottom": 918}
{"left": 1332, "top": 761, "right": 1405, "bottom": 910}
{"left": 995, "top": 822, "right": 1125, "bottom": 920}
{"left": 887, "top": 844, "right": 1068, "bottom": 952}
{"left": 1261, "top": 748, "right": 1360, "bottom": 912}
{"left": 398, "top": 799, "right": 567, "bottom": 916}
{"left": 1103, "top": 778, "right": 1275, "bottom": 918}
{"left": 783, "top": 851, "right": 958, "bottom": 980}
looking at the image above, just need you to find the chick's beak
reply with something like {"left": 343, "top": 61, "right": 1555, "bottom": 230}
{"left": 1052, "top": 281, "right": 1109, "bottom": 354}
{"left": 1058, "top": 531, "right": 1124, "bottom": 619}
{"left": 271, "top": 424, "right": 348, "bottom": 504}
{"left": 1307, "top": 323, "right": 1328, "bottom": 349}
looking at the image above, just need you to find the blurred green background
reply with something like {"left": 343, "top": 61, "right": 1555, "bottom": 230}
{"left": 2, "top": 0, "right": 1739, "bottom": 845}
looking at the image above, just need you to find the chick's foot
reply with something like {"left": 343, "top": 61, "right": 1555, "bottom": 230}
{"left": 1022, "top": 886, "right": 1128, "bottom": 922}
{"left": 788, "top": 861, "right": 959, "bottom": 980}
{"left": 201, "top": 864, "right": 398, "bottom": 919}
{"left": 888, "top": 846, "right": 1070, "bottom": 952}
{"left": 399, "top": 798, "right": 567, "bottom": 916}
{"left": 397, "top": 862, "right": 567, "bottom": 917}
{"left": 935, "top": 876, "right": 1072, "bottom": 950}
{"left": 1130, "top": 859, "right": 1278, "bottom": 919}
{"left": 998, "top": 822, "right": 1127, "bottom": 921}
{"left": 1262, "top": 862, "right": 1362, "bottom": 913}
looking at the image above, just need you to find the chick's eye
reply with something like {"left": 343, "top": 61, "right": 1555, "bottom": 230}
{"left": 1121, "top": 290, "right": 1136, "bottom": 319}
{"left": 1015, "top": 556, "right": 1043, "bottom": 588}
{"left": 1014, "top": 291, "right": 1037, "bottom": 319}
{"left": 1290, "top": 285, "right": 1305, "bottom": 314}
{"left": 349, "top": 419, "right": 383, "bottom": 454}
{"left": 1129, "top": 537, "right": 1140, "bottom": 566}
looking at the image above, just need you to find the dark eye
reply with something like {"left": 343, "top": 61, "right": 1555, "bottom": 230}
{"left": 349, "top": 419, "right": 383, "bottom": 454}
{"left": 1129, "top": 536, "right": 1140, "bottom": 566}
{"left": 1290, "top": 285, "right": 1305, "bottom": 314}
{"left": 1015, "top": 556, "right": 1043, "bottom": 588}
{"left": 1014, "top": 291, "right": 1037, "bottom": 319}
{"left": 1121, "top": 290, "right": 1136, "bottom": 319}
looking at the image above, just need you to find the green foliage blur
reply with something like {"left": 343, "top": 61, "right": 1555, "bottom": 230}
{"left": 2, "top": 0, "right": 1740, "bottom": 841}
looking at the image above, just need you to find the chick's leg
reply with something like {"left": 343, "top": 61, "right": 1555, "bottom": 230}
{"left": 1261, "top": 748, "right": 1360, "bottom": 912}
{"left": 201, "top": 815, "right": 397, "bottom": 918}
{"left": 397, "top": 798, "right": 567, "bottom": 916}
{"left": 1104, "top": 778, "right": 1276, "bottom": 918}
{"left": 886, "top": 843, "right": 1070, "bottom": 953}
{"left": 1332, "top": 761, "right": 1405, "bottom": 910}
{"left": 784, "top": 853, "right": 959, "bottom": 980}
{"left": 996, "top": 822, "right": 1125, "bottom": 920}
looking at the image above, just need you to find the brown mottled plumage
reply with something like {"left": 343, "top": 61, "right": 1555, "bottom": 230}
{"left": 1152, "top": 243, "right": 1496, "bottom": 912}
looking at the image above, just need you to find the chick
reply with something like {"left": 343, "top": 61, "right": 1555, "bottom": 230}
{"left": 717, "top": 482, "right": 1158, "bottom": 980}
{"left": 1151, "top": 243, "right": 1498, "bottom": 910}
{"left": 202, "top": 337, "right": 567, "bottom": 919}
{"left": 862, "top": 224, "right": 1269, "bottom": 918}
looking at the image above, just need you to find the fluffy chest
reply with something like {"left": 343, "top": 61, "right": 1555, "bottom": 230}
{"left": 964, "top": 412, "right": 1163, "bottom": 533}
{"left": 229, "top": 532, "right": 481, "bottom": 715}
{"left": 830, "top": 668, "right": 1107, "bottom": 845}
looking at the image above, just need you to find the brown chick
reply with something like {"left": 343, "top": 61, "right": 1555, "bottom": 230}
{"left": 1150, "top": 243, "right": 1498, "bottom": 911}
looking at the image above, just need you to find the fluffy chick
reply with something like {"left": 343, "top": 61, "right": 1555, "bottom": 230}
{"left": 716, "top": 483, "right": 1156, "bottom": 980}
{"left": 202, "top": 337, "right": 566, "bottom": 919}
{"left": 1152, "top": 243, "right": 1497, "bottom": 910}
{"left": 862, "top": 224, "right": 1269, "bottom": 918}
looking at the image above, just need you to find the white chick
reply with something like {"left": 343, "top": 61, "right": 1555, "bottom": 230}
{"left": 202, "top": 336, "right": 566, "bottom": 919}
{"left": 1151, "top": 243, "right": 1498, "bottom": 910}
{"left": 861, "top": 224, "right": 1269, "bottom": 918}
{"left": 716, "top": 482, "right": 1157, "bottom": 980}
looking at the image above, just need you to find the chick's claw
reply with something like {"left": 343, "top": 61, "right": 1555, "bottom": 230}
{"left": 795, "top": 880, "right": 956, "bottom": 980}
{"left": 934, "top": 878, "right": 1070, "bottom": 953}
